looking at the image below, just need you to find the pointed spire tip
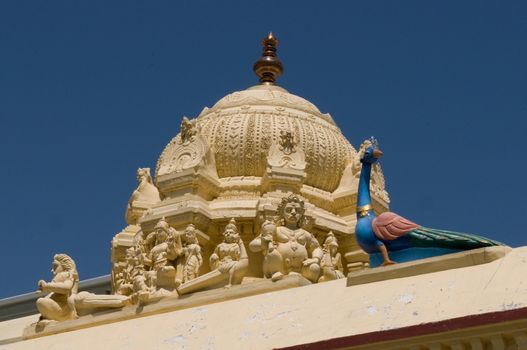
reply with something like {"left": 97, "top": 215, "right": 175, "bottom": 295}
{"left": 253, "top": 32, "right": 283, "bottom": 85}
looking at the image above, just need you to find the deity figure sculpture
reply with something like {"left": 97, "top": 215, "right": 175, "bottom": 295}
{"left": 125, "top": 168, "right": 161, "bottom": 225}
{"left": 318, "top": 232, "right": 345, "bottom": 282}
{"left": 249, "top": 220, "right": 281, "bottom": 279}
{"left": 179, "top": 116, "right": 198, "bottom": 145}
{"left": 142, "top": 217, "right": 182, "bottom": 290}
{"left": 129, "top": 264, "right": 157, "bottom": 303}
{"left": 279, "top": 130, "right": 296, "bottom": 155}
{"left": 116, "top": 246, "right": 158, "bottom": 303}
{"left": 115, "top": 246, "right": 144, "bottom": 296}
{"left": 209, "top": 218, "right": 249, "bottom": 287}
{"left": 181, "top": 224, "right": 203, "bottom": 283}
{"left": 250, "top": 195, "right": 322, "bottom": 283}
{"left": 177, "top": 218, "right": 249, "bottom": 295}
{"left": 36, "top": 254, "right": 79, "bottom": 322}
{"left": 37, "top": 253, "right": 129, "bottom": 322}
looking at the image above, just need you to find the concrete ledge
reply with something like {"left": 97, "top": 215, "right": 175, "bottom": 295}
{"left": 347, "top": 246, "right": 511, "bottom": 287}
{"left": 23, "top": 275, "right": 311, "bottom": 340}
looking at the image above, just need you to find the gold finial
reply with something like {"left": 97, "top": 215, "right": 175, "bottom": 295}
{"left": 253, "top": 32, "right": 284, "bottom": 85}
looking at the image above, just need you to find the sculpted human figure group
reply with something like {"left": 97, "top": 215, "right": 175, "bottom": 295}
{"left": 177, "top": 218, "right": 249, "bottom": 295}
{"left": 113, "top": 218, "right": 205, "bottom": 301}
{"left": 36, "top": 194, "right": 344, "bottom": 322}
{"left": 142, "top": 217, "right": 182, "bottom": 290}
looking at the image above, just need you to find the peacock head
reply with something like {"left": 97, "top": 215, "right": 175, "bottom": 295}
{"left": 360, "top": 137, "right": 383, "bottom": 164}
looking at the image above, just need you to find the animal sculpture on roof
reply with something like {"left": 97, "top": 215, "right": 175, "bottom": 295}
{"left": 354, "top": 137, "right": 504, "bottom": 267}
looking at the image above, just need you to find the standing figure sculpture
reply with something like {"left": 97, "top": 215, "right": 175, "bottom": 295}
{"left": 181, "top": 224, "right": 203, "bottom": 283}
{"left": 177, "top": 218, "right": 249, "bottom": 295}
{"left": 36, "top": 254, "right": 79, "bottom": 322}
{"left": 250, "top": 195, "right": 322, "bottom": 283}
{"left": 318, "top": 232, "right": 345, "bottom": 282}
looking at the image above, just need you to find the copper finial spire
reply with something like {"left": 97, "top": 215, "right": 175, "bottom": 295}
{"left": 253, "top": 32, "right": 284, "bottom": 85}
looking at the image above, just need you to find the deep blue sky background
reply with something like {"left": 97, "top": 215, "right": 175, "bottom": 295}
{"left": 1, "top": 1, "right": 526, "bottom": 298}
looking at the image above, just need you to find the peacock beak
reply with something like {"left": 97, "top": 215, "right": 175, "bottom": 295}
{"left": 373, "top": 149, "right": 383, "bottom": 158}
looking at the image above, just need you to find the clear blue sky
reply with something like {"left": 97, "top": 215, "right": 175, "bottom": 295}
{"left": 1, "top": 1, "right": 526, "bottom": 298}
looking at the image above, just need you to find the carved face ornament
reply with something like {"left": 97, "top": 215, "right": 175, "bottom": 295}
{"left": 155, "top": 229, "right": 168, "bottom": 244}
{"left": 283, "top": 202, "right": 303, "bottom": 227}
{"left": 185, "top": 228, "right": 198, "bottom": 244}
{"left": 224, "top": 228, "right": 239, "bottom": 243}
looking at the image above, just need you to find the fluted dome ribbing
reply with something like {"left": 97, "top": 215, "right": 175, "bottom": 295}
{"left": 156, "top": 84, "right": 356, "bottom": 192}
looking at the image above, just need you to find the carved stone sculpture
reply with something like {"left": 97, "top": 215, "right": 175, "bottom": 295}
{"left": 125, "top": 168, "right": 161, "bottom": 225}
{"left": 250, "top": 195, "right": 322, "bottom": 283}
{"left": 249, "top": 220, "right": 281, "bottom": 279}
{"left": 267, "top": 129, "right": 306, "bottom": 170}
{"left": 181, "top": 224, "right": 203, "bottom": 283}
{"left": 36, "top": 254, "right": 79, "bottom": 322}
{"left": 142, "top": 217, "right": 183, "bottom": 291}
{"left": 179, "top": 116, "right": 198, "bottom": 145}
{"left": 318, "top": 232, "right": 345, "bottom": 282}
{"left": 278, "top": 130, "right": 296, "bottom": 155}
{"left": 114, "top": 246, "right": 144, "bottom": 296}
{"left": 37, "top": 254, "right": 129, "bottom": 322}
{"left": 209, "top": 218, "right": 249, "bottom": 287}
{"left": 177, "top": 218, "right": 249, "bottom": 295}
{"left": 156, "top": 116, "right": 218, "bottom": 177}
{"left": 74, "top": 291, "right": 129, "bottom": 315}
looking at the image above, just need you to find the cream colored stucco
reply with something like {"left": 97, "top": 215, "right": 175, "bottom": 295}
{"left": 3, "top": 246, "right": 527, "bottom": 350}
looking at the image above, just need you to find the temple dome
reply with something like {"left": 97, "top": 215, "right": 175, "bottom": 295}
{"left": 156, "top": 84, "right": 357, "bottom": 193}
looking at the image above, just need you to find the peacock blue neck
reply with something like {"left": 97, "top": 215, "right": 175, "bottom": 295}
{"left": 357, "top": 162, "right": 372, "bottom": 208}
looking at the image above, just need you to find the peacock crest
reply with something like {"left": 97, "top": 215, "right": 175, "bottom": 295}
{"left": 352, "top": 139, "right": 390, "bottom": 204}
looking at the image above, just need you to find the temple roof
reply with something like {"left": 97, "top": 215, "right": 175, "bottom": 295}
{"left": 3, "top": 246, "right": 527, "bottom": 349}
{"left": 155, "top": 34, "right": 358, "bottom": 193}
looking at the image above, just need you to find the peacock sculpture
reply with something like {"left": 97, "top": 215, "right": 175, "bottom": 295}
{"left": 354, "top": 137, "right": 504, "bottom": 267}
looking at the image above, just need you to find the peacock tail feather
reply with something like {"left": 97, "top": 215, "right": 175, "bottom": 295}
{"left": 407, "top": 227, "right": 504, "bottom": 250}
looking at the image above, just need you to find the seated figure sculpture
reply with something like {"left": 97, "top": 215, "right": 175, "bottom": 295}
{"left": 177, "top": 218, "right": 249, "bottom": 295}
{"left": 318, "top": 232, "right": 345, "bottom": 282}
{"left": 36, "top": 254, "right": 79, "bottom": 322}
{"left": 250, "top": 195, "right": 323, "bottom": 283}
{"left": 37, "top": 254, "right": 129, "bottom": 322}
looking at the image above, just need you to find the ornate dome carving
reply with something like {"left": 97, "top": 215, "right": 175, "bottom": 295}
{"left": 156, "top": 84, "right": 357, "bottom": 192}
